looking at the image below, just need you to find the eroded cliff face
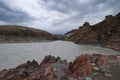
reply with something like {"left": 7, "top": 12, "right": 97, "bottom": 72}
{"left": 65, "top": 22, "right": 98, "bottom": 44}
{"left": 92, "top": 13, "right": 120, "bottom": 44}
{"left": 65, "top": 12, "right": 120, "bottom": 50}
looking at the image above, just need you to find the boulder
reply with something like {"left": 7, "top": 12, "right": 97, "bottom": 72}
{"left": 40, "top": 55, "right": 56, "bottom": 65}
{"left": 95, "top": 54, "right": 108, "bottom": 68}
{"left": 69, "top": 55, "right": 92, "bottom": 77}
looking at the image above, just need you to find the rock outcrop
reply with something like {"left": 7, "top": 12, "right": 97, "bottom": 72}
{"left": 65, "top": 12, "right": 120, "bottom": 50}
{"left": 69, "top": 54, "right": 92, "bottom": 77}
{"left": 0, "top": 54, "right": 120, "bottom": 80}
{"left": 67, "top": 22, "right": 98, "bottom": 44}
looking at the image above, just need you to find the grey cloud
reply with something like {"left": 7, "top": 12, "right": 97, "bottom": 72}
{"left": 0, "top": 2, "right": 33, "bottom": 23}
{"left": 43, "top": 0, "right": 106, "bottom": 14}
{"left": 42, "top": 0, "right": 81, "bottom": 13}
{"left": 47, "top": 0, "right": 119, "bottom": 24}
{"left": 0, "top": 0, "right": 120, "bottom": 34}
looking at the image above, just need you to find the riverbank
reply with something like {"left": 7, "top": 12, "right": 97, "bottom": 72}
{"left": 0, "top": 54, "right": 120, "bottom": 80}
{"left": 78, "top": 43, "right": 120, "bottom": 51}
{"left": 0, "top": 35, "right": 53, "bottom": 43}
{"left": 103, "top": 43, "right": 120, "bottom": 51}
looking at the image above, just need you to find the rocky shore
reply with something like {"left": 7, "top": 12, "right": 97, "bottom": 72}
{"left": 0, "top": 54, "right": 120, "bottom": 80}
{"left": 103, "top": 43, "right": 120, "bottom": 51}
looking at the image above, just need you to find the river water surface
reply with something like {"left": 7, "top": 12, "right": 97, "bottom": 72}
{"left": 0, "top": 41, "right": 119, "bottom": 70}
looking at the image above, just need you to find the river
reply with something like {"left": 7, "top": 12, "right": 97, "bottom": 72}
{"left": 0, "top": 40, "right": 119, "bottom": 70}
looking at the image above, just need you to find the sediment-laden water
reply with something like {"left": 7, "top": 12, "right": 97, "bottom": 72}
{"left": 0, "top": 40, "right": 119, "bottom": 70}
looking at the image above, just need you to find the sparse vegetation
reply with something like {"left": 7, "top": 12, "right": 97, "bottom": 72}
{"left": 0, "top": 25, "right": 53, "bottom": 42}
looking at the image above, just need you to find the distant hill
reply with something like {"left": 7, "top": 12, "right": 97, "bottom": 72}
{"left": 0, "top": 25, "right": 53, "bottom": 42}
{"left": 65, "top": 12, "right": 120, "bottom": 50}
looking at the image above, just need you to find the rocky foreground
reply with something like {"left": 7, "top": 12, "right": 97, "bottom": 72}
{"left": 0, "top": 54, "right": 120, "bottom": 80}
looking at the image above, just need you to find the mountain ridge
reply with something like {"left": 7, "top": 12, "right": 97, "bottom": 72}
{"left": 0, "top": 25, "right": 53, "bottom": 42}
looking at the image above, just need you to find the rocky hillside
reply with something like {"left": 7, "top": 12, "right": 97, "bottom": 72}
{"left": 65, "top": 12, "right": 120, "bottom": 50}
{"left": 0, "top": 25, "right": 53, "bottom": 42}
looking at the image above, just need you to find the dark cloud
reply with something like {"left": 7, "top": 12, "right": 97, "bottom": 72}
{"left": 42, "top": 0, "right": 106, "bottom": 14}
{"left": 42, "top": 0, "right": 79, "bottom": 13}
{"left": 48, "top": 0, "right": 120, "bottom": 26}
{"left": 0, "top": 2, "right": 32, "bottom": 23}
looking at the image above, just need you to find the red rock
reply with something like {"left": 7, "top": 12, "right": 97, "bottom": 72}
{"left": 6, "top": 73, "right": 23, "bottom": 80}
{"left": 0, "top": 69, "right": 23, "bottom": 80}
{"left": 0, "top": 54, "right": 119, "bottom": 80}
{"left": 78, "top": 66, "right": 87, "bottom": 77}
{"left": 45, "top": 66, "right": 55, "bottom": 78}
{"left": 95, "top": 54, "right": 107, "bottom": 68}
{"left": 69, "top": 54, "right": 92, "bottom": 77}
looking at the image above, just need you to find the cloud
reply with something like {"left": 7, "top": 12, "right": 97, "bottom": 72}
{"left": 0, "top": 0, "right": 120, "bottom": 34}
{"left": 0, "top": 1, "right": 33, "bottom": 23}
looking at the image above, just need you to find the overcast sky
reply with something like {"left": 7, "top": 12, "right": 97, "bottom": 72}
{"left": 0, "top": 0, "right": 120, "bottom": 34}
